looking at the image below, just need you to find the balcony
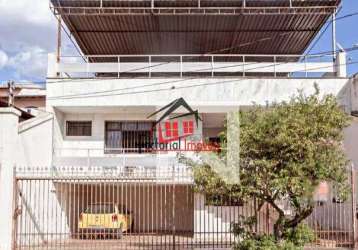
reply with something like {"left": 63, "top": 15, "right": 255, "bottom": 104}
{"left": 19, "top": 148, "right": 193, "bottom": 182}
{"left": 48, "top": 53, "right": 346, "bottom": 79}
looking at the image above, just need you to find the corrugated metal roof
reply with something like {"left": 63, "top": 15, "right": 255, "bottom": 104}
{"left": 51, "top": 0, "right": 340, "bottom": 55}
{"left": 52, "top": 0, "right": 340, "bottom": 8}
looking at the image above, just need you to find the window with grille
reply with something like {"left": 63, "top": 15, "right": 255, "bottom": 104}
{"left": 105, "top": 121, "right": 154, "bottom": 153}
{"left": 66, "top": 121, "right": 92, "bottom": 136}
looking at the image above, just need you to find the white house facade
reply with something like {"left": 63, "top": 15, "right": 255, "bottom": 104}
{"left": 1, "top": 0, "right": 358, "bottom": 249}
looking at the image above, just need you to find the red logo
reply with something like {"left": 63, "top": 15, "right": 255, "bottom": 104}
{"left": 156, "top": 120, "right": 195, "bottom": 143}
{"left": 148, "top": 98, "right": 201, "bottom": 144}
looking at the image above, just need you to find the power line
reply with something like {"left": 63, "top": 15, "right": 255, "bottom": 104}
{"left": 47, "top": 33, "right": 294, "bottom": 85}
{"left": 30, "top": 44, "right": 358, "bottom": 92}
{"left": 46, "top": 58, "right": 358, "bottom": 101}
{"left": 46, "top": 45, "right": 358, "bottom": 100}
{"left": 4, "top": 9, "right": 358, "bottom": 86}
{"left": 305, "top": 10, "right": 358, "bottom": 55}
{"left": 0, "top": 32, "right": 294, "bottom": 86}
{"left": 305, "top": 6, "right": 342, "bottom": 56}
{"left": 47, "top": 9, "right": 358, "bottom": 84}
{"left": 46, "top": 59, "right": 283, "bottom": 99}
{"left": 2, "top": 32, "right": 289, "bottom": 84}
{"left": 1, "top": 45, "right": 356, "bottom": 93}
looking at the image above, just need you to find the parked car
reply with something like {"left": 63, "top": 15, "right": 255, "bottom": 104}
{"left": 78, "top": 203, "right": 133, "bottom": 239}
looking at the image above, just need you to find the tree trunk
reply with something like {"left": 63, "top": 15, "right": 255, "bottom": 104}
{"left": 273, "top": 214, "right": 285, "bottom": 240}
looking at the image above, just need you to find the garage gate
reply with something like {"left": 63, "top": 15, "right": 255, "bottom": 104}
{"left": 13, "top": 174, "right": 242, "bottom": 250}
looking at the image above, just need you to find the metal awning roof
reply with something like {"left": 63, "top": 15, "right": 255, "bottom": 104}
{"left": 51, "top": 0, "right": 340, "bottom": 55}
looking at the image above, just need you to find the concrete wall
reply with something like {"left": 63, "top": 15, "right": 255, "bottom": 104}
{"left": 349, "top": 75, "right": 358, "bottom": 114}
{"left": 47, "top": 78, "right": 350, "bottom": 110}
{"left": 47, "top": 77, "right": 352, "bottom": 168}
{"left": 343, "top": 118, "right": 358, "bottom": 168}
{"left": 0, "top": 108, "right": 21, "bottom": 250}
{"left": 15, "top": 114, "right": 53, "bottom": 166}
{"left": 55, "top": 112, "right": 152, "bottom": 152}
{"left": 53, "top": 112, "right": 208, "bottom": 152}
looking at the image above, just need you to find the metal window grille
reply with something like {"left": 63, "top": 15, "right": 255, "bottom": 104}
{"left": 66, "top": 121, "right": 92, "bottom": 136}
{"left": 105, "top": 121, "right": 154, "bottom": 153}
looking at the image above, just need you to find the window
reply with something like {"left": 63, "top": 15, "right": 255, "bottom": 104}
{"left": 85, "top": 204, "right": 114, "bottom": 214}
{"left": 105, "top": 121, "right": 154, "bottom": 153}
{"left": 66, "top": 121, "right": 92, "bottom": 136}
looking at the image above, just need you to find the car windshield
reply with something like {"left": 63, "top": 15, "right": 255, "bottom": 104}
{"left": 85, "top": 204, "right": 114, "bottom": 214}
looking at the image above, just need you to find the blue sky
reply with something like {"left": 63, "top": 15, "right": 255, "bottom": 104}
{"left": 0, "top": 0, "right": 357, "bottom": 84}
{"left": 307, "top": 0, "right": 358, "bottom": 75}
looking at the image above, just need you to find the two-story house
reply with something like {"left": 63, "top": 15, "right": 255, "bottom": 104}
{"left": 1, "top": 0, "right": 357, "bottom": 249}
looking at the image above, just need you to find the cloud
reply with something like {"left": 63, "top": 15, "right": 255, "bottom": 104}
{"left": 0, "top": 50, "right": 8, "bottom": 69}
{"left": 0, "top": 0, "right": 60, "bottom": 80}
{"left": 0, "top": 0, "right": 53, "bottom": 25}
{"left": 7, "top": 46, "right": 48, "bottom": 80}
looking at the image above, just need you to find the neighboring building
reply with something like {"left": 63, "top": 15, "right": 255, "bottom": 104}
{"left": 0, "top": 99, "right": 34, "bottom": 121}
{"left": 0, "top": 83, "right": 46, "bottom": 114}
{"left": 1, "top": 0, "right": 358, "bottom": 249}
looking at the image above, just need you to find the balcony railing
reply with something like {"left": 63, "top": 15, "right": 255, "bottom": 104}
{"left": 52, "top": 146, "right": 197, "bottom": 164}
{"left": 15, "top": 165, "right": 193, "bottom": 183}
{"left": 49, "top": 53, "right": 344, "bottom": 79}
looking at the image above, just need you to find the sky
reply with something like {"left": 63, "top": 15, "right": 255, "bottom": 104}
{"left": 0, "top": 0, "right": 357, "bottom": 84}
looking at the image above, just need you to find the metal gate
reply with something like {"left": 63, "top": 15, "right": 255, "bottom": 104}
{"left": 13, "top": 169, "right": 244, "bottom": 250}
{"left": 13, "top": 167, "right": 356, "bottom": 249}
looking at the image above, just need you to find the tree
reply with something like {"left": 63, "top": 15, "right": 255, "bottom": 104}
{"left": 193, "top": 87, "right": 350, "bottom": 248}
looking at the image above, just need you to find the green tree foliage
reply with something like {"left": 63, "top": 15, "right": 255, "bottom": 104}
{"left": 193, "top": 87, "right": 350, "bottom": 247}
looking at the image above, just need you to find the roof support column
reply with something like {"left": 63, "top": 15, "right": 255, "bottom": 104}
{"left": 332, "top": 9, "right": 337, "bottom": 62}
{"left": 332, "top": 8, "right": 341, "bottom": 77}
{"left": 56, "top": 15, "right": 62, "bottom": 77}
{"left": 57, "top": 16, "right": 61, "bottom": 63}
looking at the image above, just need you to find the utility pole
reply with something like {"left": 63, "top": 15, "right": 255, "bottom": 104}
{"left": 7, "top": 80, "right": 15, "bottom": 107}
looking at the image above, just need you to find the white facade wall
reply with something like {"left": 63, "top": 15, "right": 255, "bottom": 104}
{"left": 58, "top": 113, "right": 152, "bottom": 151}
{"left": 16, "top": 114, "right": 53, "bottom": 167}
{"left": 47, "top": 78, "right": 350, "bottom": 110}
{"left": 0, "top": 75, "right": 355, "bottom": 248}
{"left": 47, "top": 77, "right": 351, "bottom": 163}
{"left": 0, "top": 108, "right": 21, "bottom": 250}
